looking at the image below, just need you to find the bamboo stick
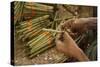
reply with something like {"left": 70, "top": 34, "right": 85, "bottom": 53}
{"left": 29, "top": 32, "right": 50, "bottom": 47}
{"left": 28, "top": 30, "right": 42, "bottom": 39}
{"left": 25, "top": 3, "right": 53, "bottom": 12}
{"left": 17, "top": 20, "right": 45, "bottom": 34}
{"left": 14, "top": 2, "right": 20, "bottom": 10}
{"left": 30, "top": 33, "right": 51, "bottom": 48}
{"left": 26, "top": 31, "right": 44, "bottom": 46}
{"left": 26, "top": 3, "right": 53, "bottom": 10}
{"left": 21, "top": 23, "right": 44, "bottom": 34}
{"left": 14, "top": 3, "right": 22, "bottom": 15}
{"left": 20, "top": 30, "right": 41, "bottom": 41}
{"left": 20, "top": 15, "right": 49, "bottom": 26}
{"left": 29, "top": 43, "right": 54, "bottom": 58}
{"left": 18, "top": 20, "right": 45, "bottom": 30}
{"left": 30, "top": 36, "right": 52, "bottom": 54}
{"left": 22, "top": 27, "right": 42, "bottom": 40}
{"left": 42, "top": 28, "right": 63, "bottom": 33}
{"left": 17, "top": 4, "right": 24, "bottom": 22}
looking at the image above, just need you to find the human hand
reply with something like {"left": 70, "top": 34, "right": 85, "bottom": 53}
{"left": 62, "top": 17, "right": 97, "bottom": 34}
{"left": 55, "top": 32, "right": 89, "bottom": 61}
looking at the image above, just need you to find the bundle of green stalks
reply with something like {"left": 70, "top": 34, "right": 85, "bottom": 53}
{"left": 14, "top": 1, "right": 24, "bottom": 24}
{"left": 15, "top": 2, "right": 78, "bottom": 61}
{"left": 27, "top": 32, "right": 54, "bottom": 58}
{"left": 25, "top": 2, "right": 54, "bottom": 12}
{"left": 16, "top": 15, "right": 56, "bottom": 58}
{"left": 22, "top": 2, "right": 54, "bottom": 20}
{"left": 16, "top": 15, "right": 50, "bottom": 40}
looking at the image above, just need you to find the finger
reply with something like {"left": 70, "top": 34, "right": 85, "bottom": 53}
{"left": 63, "top": 31, "right": 77, "bottom": 45}
{"left": 63, "top": 31, "right": 71, "bottom": 40}
{"left": 55, "top": 40, "right": 63, "bottom": 45}
{"left": 62, "top": 19, "right": 75, "bottom": 31}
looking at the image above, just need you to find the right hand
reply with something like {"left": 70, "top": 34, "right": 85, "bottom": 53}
{"left": 55, "top": 32, "right": 89, "bottom": 61}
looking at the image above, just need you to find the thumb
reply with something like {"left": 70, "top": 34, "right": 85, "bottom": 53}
{"left": 55, "top": 40, "right": 63, "bottom": 45}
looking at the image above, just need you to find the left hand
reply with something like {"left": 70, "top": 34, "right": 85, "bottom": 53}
{"left": 62, "top": 17, "right": 97, "bottom": 34}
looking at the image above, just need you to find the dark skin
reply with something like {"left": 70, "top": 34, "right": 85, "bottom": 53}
{"left": 55, "top": 17, "right": 97, "bottom": 61}
{"left": 63, "top": 17, "right": 97, "bottom": 34}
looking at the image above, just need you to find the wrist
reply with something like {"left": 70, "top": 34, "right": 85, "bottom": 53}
{"left": 76, "top": 48, "right": 89, "bottom": 61}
